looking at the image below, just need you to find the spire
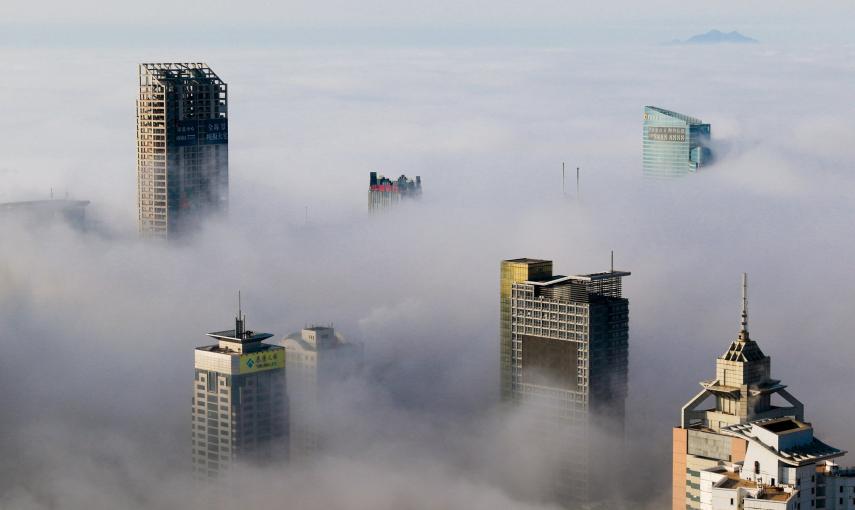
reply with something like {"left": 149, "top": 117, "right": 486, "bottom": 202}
{"left": 739, "top": 273, "right": 749, "bottom": 341}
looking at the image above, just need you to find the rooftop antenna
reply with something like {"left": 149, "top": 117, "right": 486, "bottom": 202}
{"left": 610, "top": 250, "right": 614, "bottom": 272}
{"left": 576, "top": 167, "right": 580, "bottom": 200}
{"left": 562, "top": 162, "right": 566, "bottom": 197}
{"left": 739, "top": 273, "right": 749, "bottom": 340}
{"left": 236, "top": 290, "right": 245, "bottom": 339}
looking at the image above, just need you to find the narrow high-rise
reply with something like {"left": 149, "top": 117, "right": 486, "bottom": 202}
{"left": 673, "top": 274, "right": 854, "bottom": 510}
{"left": 272, "top": 326, "right": 362, "bottom": 462}
{"left": 137, "top": 63, "right": 228, "bottom": 239}
{"left": 643, "top": 106, "right": 712, "bottom": 178}
{"left": 501, "top": 258, "right": 630, "bottom": 505}
{"left": 192, "top": 309, "right": 287, "bottom": 479}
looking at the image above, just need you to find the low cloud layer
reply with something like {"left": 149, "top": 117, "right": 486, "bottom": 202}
{"left": 1, "top": 42, "right": 854, "bottom": 509}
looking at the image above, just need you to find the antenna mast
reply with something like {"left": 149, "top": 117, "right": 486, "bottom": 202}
{"left": 739, "top": 273, "right": 749, "bottom": 340}
{"left": 562, "top": 162, "right": 566, "bottom": 197}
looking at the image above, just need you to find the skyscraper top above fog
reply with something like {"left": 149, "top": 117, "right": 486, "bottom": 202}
{"left": 643, "top": 106, "right": 712, "bottom": 179}
{"left": 137, "top": 63, "right": 229, "bottom": 240}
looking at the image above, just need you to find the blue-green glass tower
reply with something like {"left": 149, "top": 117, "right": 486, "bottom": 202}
{"left": 642, "top": 106, "right": 712, "bottom": 178}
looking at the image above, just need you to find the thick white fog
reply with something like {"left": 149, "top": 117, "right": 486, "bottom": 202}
{"left": 1, "top": 42, "right": 854, "bottom": 509}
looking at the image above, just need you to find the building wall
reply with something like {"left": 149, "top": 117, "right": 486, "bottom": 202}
{"left": 509, "top": 276, "right": 629, "bottom": 506}
{"left": 643, "top": 109, "right": 691, "bottom": 179}
{"left": 283, "top": 336, "right": 362, "bottom": 462}
{"left": 499, "top": 260, "right": 552, "bottom": 401}
{"left": 191, "top": 348, "right": 286, "bottom": 479}
{"left": 674, "top": 428, "right": 689, "bottom": 510}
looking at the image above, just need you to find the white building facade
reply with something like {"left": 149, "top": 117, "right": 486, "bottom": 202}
{"left": 192, "top": 314, "right": 287, "bottom": 478}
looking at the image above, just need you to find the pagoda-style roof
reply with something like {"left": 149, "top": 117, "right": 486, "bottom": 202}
{"left": 721, "top": 338, "right": 767, "bottom": 362}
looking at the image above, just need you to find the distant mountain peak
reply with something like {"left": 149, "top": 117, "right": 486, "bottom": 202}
{"left": 680, "top": 30, "right": 758, "bottom": 45}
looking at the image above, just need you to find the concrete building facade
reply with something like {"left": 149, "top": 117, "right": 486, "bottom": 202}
{"left": 272, "top": 326, "right": 362, "bottom": 462}
{"left": 673, "top": 275, "right": 853, "bottom": 510}
{"left": 502, "top": 258, "right": 630, "bottom": 505}
{"left": 137, "top": 63, "right": 228, "bottom": 239}
{"left": 643, "top": 106, "right": 712, "bottom": 178}
{"left": 192, "top": 312, "right": 287, "bottom": 479}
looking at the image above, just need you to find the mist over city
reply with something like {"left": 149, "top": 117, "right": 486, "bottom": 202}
{"left": 1, "top": 2, "right": 855, "bottom": 509}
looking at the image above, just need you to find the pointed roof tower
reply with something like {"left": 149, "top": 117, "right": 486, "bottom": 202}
{"left": 721, "top": 274, "right": 766, "bottom": 363}
{"left": 681, "top": 274, "right": 804, "bottom": 430}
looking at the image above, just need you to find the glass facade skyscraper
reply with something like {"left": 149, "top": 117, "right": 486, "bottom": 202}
{"left": 642, "top": 106, "right": 712, "bottom": 178}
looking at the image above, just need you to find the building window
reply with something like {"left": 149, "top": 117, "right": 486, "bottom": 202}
{"left": 755, "top": 461, "right": 760, "bottom": 475}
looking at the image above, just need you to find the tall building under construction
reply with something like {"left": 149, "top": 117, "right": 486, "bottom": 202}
{"left": 192, "top": 310, "right": 287, "bottom": 479}
{"left": 137, "top": 63, "right": 228, "bottom": 239}
{"left": 500, "top": 258, "right": 631, "bottom": 505}
{"left": 673, "top": 275, "right": 854, "bottom": 510}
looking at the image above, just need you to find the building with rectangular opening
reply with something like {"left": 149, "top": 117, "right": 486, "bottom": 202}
{"left": 502, "top": 258, "right": 630, "bottom": 505}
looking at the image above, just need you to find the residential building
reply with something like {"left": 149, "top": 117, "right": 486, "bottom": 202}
{"left": 674, "top": 274, "right": 854, "bottom": 510}
{"left": 643, "top": 106, "right": 712, "bottom": 178}
{"left": 192, "top": 310, "right": 287, "bottom": 479}
{"left": 137, "top": 63, "right": 228, "bottom": 239}
{"left": 272, "top": 326, "right": 362, "bottom": 462}
{"left": 368, "top": 172, "right": 421, "bottom": 212}
{"left": 503, "top": 258, "right": 630, "bottom": 505}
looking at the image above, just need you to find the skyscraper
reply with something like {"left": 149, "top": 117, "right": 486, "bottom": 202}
{"left": 192, "top": 310, "right": 287, "bottom": 479}
{"left": 643, "top": 106, "right": 712, "bottom": 178}
{"left": 368, "top": 172, "right": 421, "bottom": 212}
{"left": 673, "top": 275, "right": 854, "bottom": 510}
{"left": 272, "top": 326, "right": 362, "bottom": 462}
{"left": 502, "top": 258, "right": 630, "bottom": 505}
{"left": 137, "top": 63, "right": 228, "bottom": 240}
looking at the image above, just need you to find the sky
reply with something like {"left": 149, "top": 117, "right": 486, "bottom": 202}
{"left": 2, "top": 1, "right": 855, "bottom": 46}
{"left": 2, "top": 3, "right": 855, "bottom": 510}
